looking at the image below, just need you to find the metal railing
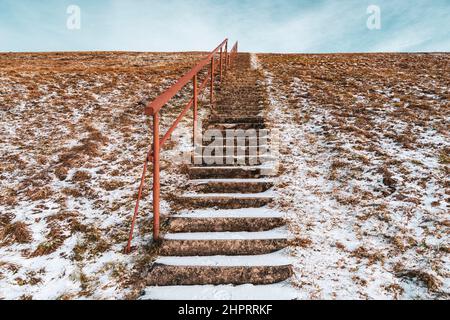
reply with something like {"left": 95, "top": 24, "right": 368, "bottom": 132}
{"left": 126, "top": 39, "right": 239, "bottom": 253}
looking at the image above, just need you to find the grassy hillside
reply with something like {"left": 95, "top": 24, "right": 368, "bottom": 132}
{"left": 0, "top": 52, "right": 448, "bottom": 299}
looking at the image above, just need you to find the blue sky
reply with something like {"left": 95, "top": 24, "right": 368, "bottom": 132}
{"left": 0, "top": 0, "right": 449, "bottom": 52}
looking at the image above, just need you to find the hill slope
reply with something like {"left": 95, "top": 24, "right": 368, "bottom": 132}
{"left": 0, "top": 52, "right": 448, "bottom": 300}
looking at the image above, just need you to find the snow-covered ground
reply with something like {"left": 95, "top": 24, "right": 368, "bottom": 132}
{"left": 141, "top": 282, "right": 300, "bottom": 300}
{"left": 256, "top": 53, "right": 449, "bottom": 299}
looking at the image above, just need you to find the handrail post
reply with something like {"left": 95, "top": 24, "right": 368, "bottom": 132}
{"left": 219, "top": 47, "right": 223, "bottom": 81}
{"left": 224, "top": 41, "right": 228, "bottom": 71}
{"left": 152, "top": 112, "right": 160, "bottom": 241}
{"left": 210, "top": 56, "right": 214, "bottom": 105}
{"left": 193, "top": 75, "right": 198, "bottom": 148}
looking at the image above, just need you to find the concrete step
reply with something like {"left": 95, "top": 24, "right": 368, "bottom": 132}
{"left": 159, "top": 228, "right": 289, "bottom": 256}
{"left": 168, "top": 215, "right": 284, "bottom": 232}
{"left": 154, "top": 249, "right": 292, "bottom": 266}
{"left": 211, "top": 111, "right": 264, "bottom": 117}
{"left": 188, "top": 165, "right": 273, "bottom": 179}
{"left": 147, "top": 265, "right": 293, "bottom": 286}
{"left": 192, "top": 155, "right": 275, "bottom": 166}
{"left": 216, "top": 92, "right": 265, "bottom": 98}
{"left": 213, "top": 104, "right": 264, "bottom": 110}
{"left": 217, "top": 88, "right": 266, "bottom": 95}
{"left": 216, "top": 98, "right": 264, "bottom": 103}
{"left": 189, "top": 178, "right": 273, "bottom": 193}
{"left": 217, "top": 94, "right": 266, "bottom": 101}
{"left": 146, "top": 251, "right": 293, "bottom": 286}
{"left": 212, "top": 109, "right": 264, "bottom": 115}
{"left": 141, "top": 281, "right": 299, "bottom": 300}
{"left": 200, "top": 133, "right": 270, "bottom": 140}
{"left": 197, "top": 145, "right": 271, "bottom": 157}
{"left": 209, "top": 116, "right": 265, "bottom": 124}
{"left": 172, "top": 208, "right": 284, "bottom": 218}
{"left": 204, "top": 122, "right": 266, "bottom": 131}
{"left": 179, "top": 192, "right": 273, "bottom": 209}
{"left": 200, "top": 137, "right": 270, "bottom": 146}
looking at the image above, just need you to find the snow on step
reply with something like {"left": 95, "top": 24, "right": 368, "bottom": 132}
{"left": 188, "top": 164, "right": 278, "bottom": 179}
{"left": 189, "top": 164, "right": 274, "bottom": 171}
{"left": 164, "top": 227, "right": 289, "bottom": 240}
{"left": 155, "top": 249, "right": 292, "bottom": 267}
{"left": 182, "top": 191, "right": 274, "bottom": 199}
{"left": 189, "top": 178, "right": 274, "bottom": 184}
{"left": 173, "top": 208, "right": 284, "bottom": 219}
{"left": 193, "top": 155, "right": 276, "bottom": 161}
{"left": 200, "top": 144, "right": 270, "bottom": 149}
{"left": 141, "top": 281, "right": 299, "bottom": 300}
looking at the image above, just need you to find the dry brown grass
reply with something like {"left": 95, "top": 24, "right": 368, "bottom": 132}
{"left": 100, "top": 180, "right": 125, "bottom": 191}
{"left": 1, "top": 222, "right": 32, "bottom": 245}
{"left": 31, "top": 227, "right": 66, "bottom": 257}
{"left": 289, "top": 237, "right": 313, "bottom": 248}
{"left": 351, "top": 246, "right": 385, "bottom": 265}
{"left": 72, "top": 170, "right": 92, "bottom": 182}
{"left": 71, "top": 225, "right": 112, "bottom": 262}
{"left": 26, "top": 186, "right": 53, "bottom": 201}
{"left": 438, "top": 149, "right": 450, "bottom": 165}
{"left": 396, "top": 269, "right": 443, "bottom": 292}
{"left": 0, "top": 212, "right": 14, "bottom": 227}
{"left": 46, "top": 211, "right": 87, "bottom": 235}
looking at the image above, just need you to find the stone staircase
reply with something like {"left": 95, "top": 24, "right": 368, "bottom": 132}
{"left": 144, "top": 54, "right": 293, "bottom": 297}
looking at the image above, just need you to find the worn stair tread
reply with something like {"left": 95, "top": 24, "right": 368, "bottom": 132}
{"left": 205, "top": 123, "right": 266, "bottom": 130}
{"left": 140, "top": 281, "right": 299, "bottom": 300}
{"left": 201, "top": 135, "right": 268, "bottom": 140}
{"left": 199, "top": 144, "right": 269, "bottom": 147}
{"left": 193, "top": 155, "right": 275, "bottom": 159}
{"left": 173, "top": 208, "right": 284, "bottom": 219}
{"left": 189, "top": 178, "right": 274, "bottom": 184}
{"left": 187, "top": 178, "right": 273, "bottom": 194}
{"left": 181, "top": 191, "right": 274, "bottom": 199}
{"left": 146, "top": 265, "right": 293, "bottom": 286}
{"left": 155, "top": 249, "right": 292, "bottom": 267}
{"left": 209, "top": 116, "right": 265, "bottom": 123}
{"left": 167, "top": 215, "right": 285, "bottom": 233}
{"left": 160, "top": 238, "right": 289, "bottom": 256}
{"left": 179, "top": 192, "right": 275, "bottom": 207}
{"left": 201, "top": 138, "right": 269, "bottom": 144}
{"left": 214, "top": 105, "right": 265, "bottom": 109}
{"left": 212, "top": 113, "right": 265, "bottom": 118}
{"left": 195, "top": 147, "right": 273, "bottom": 159}
{"left": 163, "top": 227, "right": 289, "bottom": 240}
{"left": 187, "top": 165, "right": 278, "bottom": 183}
{"left": 189, "top": 164, "right": 274, "bottom": 170}
{"left": 198, "top": 145, "right": 271, "bottom": 152}
{"left": 193, "top": 155, "right": 276, "bottom": 162}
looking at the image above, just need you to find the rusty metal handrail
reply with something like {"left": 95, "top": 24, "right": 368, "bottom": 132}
{"left": 126, "top": 39, "right": 239, "bottom": 253}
